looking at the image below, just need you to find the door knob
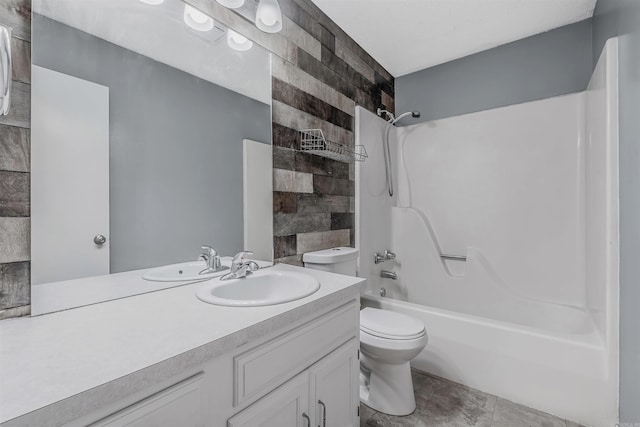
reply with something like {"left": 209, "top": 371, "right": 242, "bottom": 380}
{"left": 93, "top": 234, "right": 107, "bottom": 245}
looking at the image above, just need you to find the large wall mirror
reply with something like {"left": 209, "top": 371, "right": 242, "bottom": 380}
{"left": 30, "top": 0, "right": 273, "bottom": 314}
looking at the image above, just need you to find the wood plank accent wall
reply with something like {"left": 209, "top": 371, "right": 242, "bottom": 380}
{"left": 0, "top": 0, "right": 31, "bottom": 320}
{"left": 188, "top": 0, "right": 395, "bottom": 265}
{"left": 0, "top": 0, "right": 394, "bottom": 319}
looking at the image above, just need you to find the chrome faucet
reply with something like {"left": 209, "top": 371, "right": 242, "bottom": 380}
{"left": 220, "top": 251, "right": 259, "bottom": 281}
{"left": 198, "top": 245, "right": 225, "bottom": 275}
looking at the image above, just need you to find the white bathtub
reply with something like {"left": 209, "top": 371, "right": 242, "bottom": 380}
{"left": 361, "top": 293, "right": 616, "bottom": 427}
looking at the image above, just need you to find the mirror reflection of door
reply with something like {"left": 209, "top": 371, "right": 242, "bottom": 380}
{"left": 31, "top": 65, "right": 110, "bottom": 284}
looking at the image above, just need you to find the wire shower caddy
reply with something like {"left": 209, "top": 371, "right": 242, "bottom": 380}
{"left": 299, "top": 129, "right": 367, "bottom": 163}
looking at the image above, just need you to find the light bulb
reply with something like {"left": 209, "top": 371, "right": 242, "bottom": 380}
{"left": 227, "top": 29, "right": 253, "bottom": 51}
{"left": 255, "top": 0, "right": 282, "bottom": 33}
{"left": 216, "top": 0, "right": 245, "bottom": 9}
{"left": 184, "top": 4, "right": 214, "bottom": 32}
{"left": 139, "top": 0, "right": 164, "bottom": 4}
{"left": 260, "top": 12, "right": 277, "bottom": 26}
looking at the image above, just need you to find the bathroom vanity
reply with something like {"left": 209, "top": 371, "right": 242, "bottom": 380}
{"left": 0, "top": 265, "right": 364, "bottom": 427}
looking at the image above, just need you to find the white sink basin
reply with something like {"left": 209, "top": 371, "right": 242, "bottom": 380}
{"left": 196, "top": 269, "right": 320, "bottom": 306}
{"left": 142, "top": 261, "right": 230, "bottom": 282}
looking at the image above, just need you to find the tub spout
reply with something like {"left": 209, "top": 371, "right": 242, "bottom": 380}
{"left": 381, "top": 270, "right": 397, "bottom": 280}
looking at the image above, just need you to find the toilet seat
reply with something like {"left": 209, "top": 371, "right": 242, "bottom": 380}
{"left": 360, "top": 307, "right": 426, "bottom": 340}
{"left": 360, "top": 327, "right": 426, "bottom": 341}
{"left": 360, "top": 328, "right": 428, "bottom": 353}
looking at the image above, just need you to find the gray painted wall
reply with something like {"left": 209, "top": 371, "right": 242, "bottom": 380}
{"left": 32, "top": 15, "right": 271, "bottom": 273}
{"left": 395, "top": 19, "right": 593, "bottom": 124}
{"left": 593, "top": 0, "right": 640, "bottom": 423}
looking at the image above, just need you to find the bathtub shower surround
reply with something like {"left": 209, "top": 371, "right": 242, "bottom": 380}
{"left": 393, "top": 93, "right": 586, "bottom": 320}
{"left": 356, "top": 39, "right": 619, "bottom": 426}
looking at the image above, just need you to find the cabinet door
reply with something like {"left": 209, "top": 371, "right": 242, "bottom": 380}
{"left": 228, "top": 372, "right": 310, "bottom": 427}
{"left": 310, "top": 339, "right": 359, "bottom": 427}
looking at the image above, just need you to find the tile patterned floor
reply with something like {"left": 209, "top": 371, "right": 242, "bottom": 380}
{"left": 360, "top": 370, "right": 584, "bottom": 427}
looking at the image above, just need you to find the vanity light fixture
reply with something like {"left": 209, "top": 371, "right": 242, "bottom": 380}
{"left": 255, "top": 0, "right": 282, "bottom": 33}
{"left": 184, "top": 4, "right": 214, "bottom": 32}
{"left": 216, "top": 0, "right": 245, "bottom": 9}
{"left": 227, "top": 29, "right": 253, "bottom": 51}
{"left": 139, "top": 0, "right": 165, "bottom": 4}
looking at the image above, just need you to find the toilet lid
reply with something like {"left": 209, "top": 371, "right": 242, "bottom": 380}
{"left": 360, "top": 307, "right": 426, "bottom": 340}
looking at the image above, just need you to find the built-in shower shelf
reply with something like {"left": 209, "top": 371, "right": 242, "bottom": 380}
{"left": 299, "top": 129, "right": 367, "bottom": 163}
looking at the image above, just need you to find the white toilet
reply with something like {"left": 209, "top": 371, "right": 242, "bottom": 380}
{"left": 303, "top": 247, "right": 428, "bottom": 416}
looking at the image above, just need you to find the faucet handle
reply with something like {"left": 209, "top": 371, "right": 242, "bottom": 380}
{"left": 374, "top": 250, "right": 396, "bottom": 264}
{"left": 201, "top": 245, "right": 217, "bottom": 256}
{"left": 232, "top": 251, "right": 254, "bottom": 264}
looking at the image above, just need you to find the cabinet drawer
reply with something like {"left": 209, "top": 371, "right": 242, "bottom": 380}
{"left": 89, "top": 373, "right": 205, "bottom": 427}
{"left": 234, "top": 301, "right": 358, "bottom": 406}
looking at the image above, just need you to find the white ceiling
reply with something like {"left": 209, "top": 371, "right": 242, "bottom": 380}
{"left": 310, "top": 0, "right": 597, "bottom": 77}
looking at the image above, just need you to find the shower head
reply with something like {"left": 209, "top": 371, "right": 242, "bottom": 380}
{"left": 391, "top": 111, "right": 421, "bottom": 125}
{"left": 377, "top": 108, "right": 421, "bottom": 125}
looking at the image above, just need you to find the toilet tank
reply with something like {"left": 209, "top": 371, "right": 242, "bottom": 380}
{"left": 303, "top": 247, "right": 359, "bottom": 276}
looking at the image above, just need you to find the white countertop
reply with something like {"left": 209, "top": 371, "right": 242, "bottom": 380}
{"left": 30, "top": 257, "right": 256, "bottom": 315}
{"left": 0, "top": 264, "right": 364, "bottom": 425}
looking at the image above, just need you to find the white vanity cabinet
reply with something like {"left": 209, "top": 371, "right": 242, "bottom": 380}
{"left": 309, "top": 340, "right": 360, "bottom": 427}
{"left": 222, "top": 299, "right": 360, "bottom": 427}
{"left": 61, "top": 298, "right": 360, "bottom": 427}
{"left": 228, "top": 339, "right": 359, "bottom": 427}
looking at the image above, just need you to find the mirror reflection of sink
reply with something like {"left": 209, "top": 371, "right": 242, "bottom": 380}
{"left": 196, "top": 269, "right": 320, "bottom": 307}
{"left": 142, "top": 261, "right": 230, "bottom": 282}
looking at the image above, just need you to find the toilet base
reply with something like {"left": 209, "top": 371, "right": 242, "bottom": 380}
{"left": 359, "top": 353, "right": 416, "bottom": 416}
